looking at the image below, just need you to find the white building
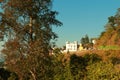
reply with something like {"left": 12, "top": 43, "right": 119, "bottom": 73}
{"left": 65, "top": 41, "right": 78, "bottom": 52}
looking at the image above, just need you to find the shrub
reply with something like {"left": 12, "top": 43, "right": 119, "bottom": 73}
{"left": 86, "top": 61, "right": 120, "bottom": 80}
{"left": 83, "top": 53, "right": 102, "bottom": 65}
{"left": 70, "top": 54, "right": 86, "bottom": 80}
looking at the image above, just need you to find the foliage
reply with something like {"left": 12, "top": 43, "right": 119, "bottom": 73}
{"left": 8, "top": 73, "right": 18, "bottom": 80}
{"left": 97, "top": 8, "right": 120, "bottom": 46}
{"left": 81, "top": 35, "right": 89, "bottom": 45}
{"left": 98, "top": 45, "right": 120, "bottom": 50}
{"left": 53, "top": 48, "right": 62, "bottom": 54}
{"left": 53, "top": 52, "right": 120, "bottom": 80}
{"left": 83, "top": 53, "right": 102, "bottom": 65}
{"left": 70, "top": 54, "right": 86, "bottom": 80}
{"left": 81, "top": 34, "right": 93, "bottom": 49}
{"left": 51, "top": 54, "right": 73, "bottom": 80}
{"left": 0, "top": 0, "right": 62, "bottom": 80}
{"left": 1, "top": 51, "right": 120, "bottom": 79}
{"left": 109, "top": 56, "right": 120, "bottom": 65}
{"left": 86, "top": 61, "right": 120, "bottom": 80}
{"left": 0, "top": 68, "right": 11, "bottom": 80}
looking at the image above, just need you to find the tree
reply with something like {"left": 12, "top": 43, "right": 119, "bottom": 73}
{"left": 97, "top": 8, "right": 120, "bottom": 46}
{"left": 81, "top": 35, "right": 90, "bottom": 49}
{"left": 81, "top": 35, "right": 89, "bottom": 45}
{"left": 0, "top": 0, "right": 62, "bottom": 79}
{"left": 106, "top": 8, "right": 120, "bottom": 30}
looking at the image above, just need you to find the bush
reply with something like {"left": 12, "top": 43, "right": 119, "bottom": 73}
{"left": 110, "top": 56, "right": 120, "bottom": 65}
{"left": 86, "top": 61, "right": 120, "bottom": 80}
{"left": 83, "top": 53, "right": 102, "bottom": 65}
{"left": 2, "top": 51, "right": 120, "bottom": 80}
{"left": 70, "top": 54, "right": 86, "bottom": 80}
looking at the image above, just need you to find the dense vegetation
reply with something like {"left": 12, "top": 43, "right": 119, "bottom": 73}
{"left": 80, "top": 34, "right": 94, "bottom": 49}
{"left": 1, "top": 50, "right": 120, "bottom": 80}
{"left": 96, "top": 8, "right": 120, "bottom": 48}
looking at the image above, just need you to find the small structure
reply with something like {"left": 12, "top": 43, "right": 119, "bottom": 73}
{"left": 92, "top": 39, "right": 96, "bottom": 44}
{"left": 79, "top": 43, "right": 84, "bottom": 51}
{"left": 65, "top": 41, "right": 78, "bottom": 52}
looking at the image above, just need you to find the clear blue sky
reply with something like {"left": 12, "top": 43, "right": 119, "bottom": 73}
{"left": 52, "top": 0, "right": 120, "bottom": 47}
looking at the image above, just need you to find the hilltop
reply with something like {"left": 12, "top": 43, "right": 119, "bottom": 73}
{"left": 96, "top": 9, "right": 120, "bottom": 49}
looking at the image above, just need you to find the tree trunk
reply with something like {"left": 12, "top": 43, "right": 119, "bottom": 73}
{"left": 29, "top": 70, "right": 36, "bottom": 80}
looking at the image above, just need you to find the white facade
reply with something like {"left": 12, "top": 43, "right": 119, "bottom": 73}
{"left": 65, "top": 41, "right": 78, "bottom": 52}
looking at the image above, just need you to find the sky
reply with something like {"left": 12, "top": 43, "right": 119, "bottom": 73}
{"left": 52, "top": 0, "right": 120, "bottom": 47}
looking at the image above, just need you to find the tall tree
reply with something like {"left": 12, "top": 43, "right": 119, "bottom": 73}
{"left": 0, "top": 0, "right": 62, "bottom": 79}
{"left": 81, "top": 35, "right": 89, "bottom": 45}
{"left": 80, "top": 35, "right": 91, "bottom": 49}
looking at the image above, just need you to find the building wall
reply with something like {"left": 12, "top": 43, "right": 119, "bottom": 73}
{"left": 65, "top": 41, "right": 78, "bottom": 52}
